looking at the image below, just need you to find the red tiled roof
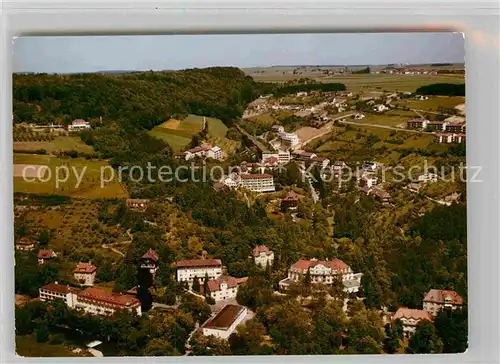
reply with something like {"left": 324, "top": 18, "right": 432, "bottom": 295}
{"left": 203, "top": 304, "right": 245, "bottom": 330}
{"left": 41, "top": 283, "right": 81, "bottom": 295}
{"left": 37, "top": 249, "right": 56, "bottom": 259}
{"left": 393, "top": 308, "right": 433, "bottom": 322}
{"left": 175, "top": 259, "right": 222, "bottom": 269}
{"left": 74, "top": 262, "right": 97, "bottom": 274}
{"left": 77, "top": 287, "right": 140, "bottom": 308}
{"left": 263, "top": 156, "right": 279, "bottom": 166}
{"left": 252, "top": 245, "right": 272, "bottom": 257}
{"left": 423, "top": 289, "right": 463, "bottom": 305}
{"left": 290, "top": 258, "right": 349, "bottom": 272}
{"left": 141, "top": 249, "right": 159, "bottom": 262}
{"left": 283, "top": 190, "right": 300, "bottom": 201}
{"left": 207, "top": 276, "right": 238, "bottom": 292}
{"left": 72, "top": 119, "right": 87, "bottom": 125}
{"left": 240, "top": 173, "right": 273, "bottom": 180}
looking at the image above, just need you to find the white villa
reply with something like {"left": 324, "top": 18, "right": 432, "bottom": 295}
{"left": 239, "top": 173, "right": 275, "bottom": 193}
{"left": 68, "top": 119, "right": 91, "bottom": 131}
{"left": 423, "top": 289, "right": 463, "bottom": 316}
{"left": 73, "top": 262, "right": 97, "bottom": 286}
{"left": 392, "top": 308, "right": 433, "bottom": 338}
{"left": 252, "top": 245, "right": 274, "bottom": 268}
{"left": 207, "top": 276, "right": 247, "bottom": 302}
{"left": 279, "top": 258, "right": 363, "bottom": 294}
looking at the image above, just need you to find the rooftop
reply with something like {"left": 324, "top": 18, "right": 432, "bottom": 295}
{"left": 291, "top": 258, "right": 349, "bottom": 272}
{"left": 141, "top": 248, "right": 159, "bottom": 262}
{"left": 77, "top": 287, "right": 140, "bottom": 307}
{"left": 74, "top": 262, "right": 97, "bottom": 274}
{"left": 393, "top": 308, "right": 433, "bottom": 322}
{"left": 252, "top": 245, "right": 273, "bottom": 257}
{"left": 240, "top": 173, "right": 273, "bottom": 180}
{"left": 41, "top": 282, "right": 81, "bottom": 295}
{"left": 207, "top": 276, "right": 239, "bottom": 292}
{"left": 423, "top": 289, "right": 463, "bottom": 305}
{"left": 37, "top": 249, "right": 56, "bottom": 259}
{"left": 175, "top": 259, "right": 222, "bottom": 269}
{"left": 203, "top": 304, "right": 246, "bottom": 330}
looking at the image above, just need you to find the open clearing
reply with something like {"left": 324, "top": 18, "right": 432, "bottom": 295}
{"left": 149, "top": 114, "right": 206, "bottom": 152}
{"left": 397, "top": 96, "right": 465, "bottom": 112}
{"left": 13, "top": 153, "right": 128, "bottom": 199}
{"left": 13, "top": 136, "right": 95, "bottom": 154}
{"left": 13, "top": 164, "right": 49, "bottom": 178}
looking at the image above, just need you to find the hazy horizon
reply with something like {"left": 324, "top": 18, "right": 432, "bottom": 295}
{"left": 13, "top": 33, "right": 465, "bottom": 74}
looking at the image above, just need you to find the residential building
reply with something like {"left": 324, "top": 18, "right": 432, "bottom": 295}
{"left": 39, "top": 282, "right": 80, "bottom": 308}
{"left": 207, "top": 146, "right": 223, "bottom": 160}
{"left": 202, "top": 304, "right": 248, "bottom": 340}
{"left": 278, "top": 258, "right": 363, "bottom": 293}
{"left": 445, "top": 122, "right": 466, "bottom": 133}
{"left": 427, "top": 121, "right": 447, "bottom": 131}
{"left": 423, "top": 289, "right": 463, "bottom": 316}
{"left": 37, "top": 249, "right": 57, "bottom": 265}
{"left": 369, "top": 186, "right": 392, "bottom": 204}
{"left": 415, "top": 172, "right": 438, "bottom": 183}
{"left": 407, "top": 118, "right": 429, "bottom": 129}
{"left": 272, "top": 125, "right": 285, "bottom": 133}
{"left": 222, "top": 174, "right": 240, "bottom": 189}
{"left": 175, "top": 259, "right": 223, "bottom": 284}
{"left": 68, "top": 119, "right": 91, "bottom": 131}
{"left": 392, "top": 308, "right": 433, "bottom": 338}
{"left": 279, "top": 131, "right": 300, "bottom": 148}
{"left": 126, "top": 199, "right": 150, "bottom": 211}
{"left": 140, "top": 249, "right": 159, "bottom": 278}
{"left": 354, "top": 113, "right": 366, "bottom": 120}
{"left": 435, "top": 133, "right": 454, "bottom": 144}
{"left": 239, "top": 174, "right": 275, "bottom": 193}
{"left": 281, "top": 190, "right": 300, "bottom": 211}
{"left": 453, "top": 133, "right": 466, "bottom": 143}
{"left": 75, "top": 287, "right": 142, "bottom": 316}
{"left": 362, "top": 161, "right": 378, "bottom": 172}
{"left": 358, "top": 174, "right": 378, "bottom": 189}
{"left": 16, "top": 237, "right": 36, "bottom": 251}
{"left": 74, "top": 262, "right": 97, "bottom": 286}
{"left": 207, "top": 276, "right": 247, "bottom": 302}
{"left": 252, "top": 245, "right": 275, "bottom": 268}
{"left": 278, "top": 150, "right": 291, "bottom": 164}
{"left": 373, "top": 104, "right": 388, "bottom": 112}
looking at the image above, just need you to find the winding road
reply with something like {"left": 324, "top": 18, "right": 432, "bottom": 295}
{"left": 101, "top": 228, "right": 133, "bottom": 257}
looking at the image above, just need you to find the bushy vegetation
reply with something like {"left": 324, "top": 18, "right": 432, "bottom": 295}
{"left": 274, "top": 82, "right": 346, "bottom": 97}
{"left": 415, "top": 83, "right": 465, "bottom": 96}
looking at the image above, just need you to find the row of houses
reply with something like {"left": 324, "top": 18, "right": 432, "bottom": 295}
{"left": 28, "top": 119, "right": 92, "bottom": 132}
{"left": 407, "top": 118, "right": 467, "bottom": 133}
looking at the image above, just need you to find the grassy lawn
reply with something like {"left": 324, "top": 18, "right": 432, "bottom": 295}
{"left": 398, "top": 96, "right": 465, "bottom": 112}
{"left": 13, "top": 153, "right": 128, "bottom": 199}
{"left": 13, "top": 136, "right": 95, "bottom": 154}
{"left": 16, "top": 334, "right": 82, "bottom": 357}
{"left": 149, "top": 114, "right": 208, "bottom": 152}
{"left": 206, "top": 116, "right": 228, "bottom": 138}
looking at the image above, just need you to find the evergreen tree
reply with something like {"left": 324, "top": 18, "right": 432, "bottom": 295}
{"left": 35, "top": 321, "right": 50, "bottom": 343}
{"left": 407, "top": 321, "right": 443, "bottom": 354}
{"left": 434, "top": 307, "right": 468, "bottom": 353}
{"left": 192, "top": 276, "right": 201, "bottom": 293}
{"left": 203, "top": 273, "right": 210, "bottom": 296}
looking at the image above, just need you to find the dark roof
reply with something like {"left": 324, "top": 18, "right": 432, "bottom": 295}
{"left": 175, "top": 259, "right": 222, "bottom": 268}
{"left": 77, "top": 287, "right": 140, "bottom": 308}
{"left": 37, "top": 249, "right": 56, "bottom": 259}
{"left": 203, "top": 304, "right": 246, "bottom": 330}
{"left": 240, "top": 173, "right": 273, "bottom": 180}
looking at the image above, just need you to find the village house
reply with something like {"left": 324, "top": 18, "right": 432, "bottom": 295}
{"left": 369, "top": 186, "right": 392, "bottom": 204}
{"left": 362, "top": 161, "right": 378, "bottom": 172}
{"left": 414, "top": 172, "right": 439, "bottom": 183}
{"left": 392, "top": 308, "right": 433, "bottom": 338}
{"left": 68, "top": 119, "right": 91, "bottom": 131}
{"left": 207, "top": 146, "right": 223, "bottom": 160}
{"left": 39, "top": 283, "right": 142, "bottom": 316}
{"left": 407, "top": 118, "right": 429, "bottom": 130}
{"left": 207, "top": 276, "right": 247, "bottom": 302}
{"left": 426, "top": 121, "right": 447, "bottom": 131}
{"left": 175, "top": 259, "right": 223, "bottom": 284}
{"left": 252, "top": 245, "right": 275, "bottom": 268}
{"left": 278, "top": 258, "right": 363, "bottom": 294}
{"left": 261, "top": 150, "right": 291, "bottom": 165}
{"left": 373, "top": 104, "right": 389, "bottom": 112}
{"left": 140, "top": 249, "right": 159, "bottom": 278}
{"left": 445, "top": 122, "right": 466, "bottom": 133}
{"left": 239, "top": 173, "right": 275, "bottom": 193}
{"left": 354, "top": 113, "right": 366, "bottom": 120}
{"left": 281, "top": 190, "right": 300, "bottom": 211}
{"left": 16, "top": 237, "right": 36, "bottom": 251}
{"left": 202, "top": 304, "right": 248, "bottom": 340}
{"left": 37, "top": 249, "right": 57, "bottom": 265}
{"left": 74, "top": 262, "right": 97, "bottom": 286}
{"left": 422, "top": 289, "right": 463, "bottom": 316}
{"left": 126, "top": 199, "right": 150, "bottom": 211}
{"left": 358, "top": 174, "right": 378, "bottom": 189}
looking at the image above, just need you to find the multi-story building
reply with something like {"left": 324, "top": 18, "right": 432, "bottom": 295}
{"left": 207, "top": 276, "right": 247, "bottom": 302}
{"left": 39, "top": 282, "right": 80, "bottom": 308}
{"left": 279, "top": 131, "right": 300, "bottom": 148}
{"left": 239, "top": 174, "right": 275, "bottom": 193}
{"left": 278, "top": 150, "right": 291, "bottom": 164}
{"left": 207, "top": 146, "right": 223, "bottom": 160}
{"left": 392, "top": 308, "right": 433, "bottom": 338}
{"left": 175, "top": 259, "right": 223, "bottom": 284}
{"left": 74, "top": 262, "right": 97, "bottom": 286}
{"left": 435, "top": 133, "right": 454, "bottom": 144}
{"left": 426, "top": 121, "right": 447, "bottom": 131}
{"left": 278, "top": 258, "right": 363, "bottom": 293}
{"left": 407, "top": 118, "right": 429, "bottom": 130}
{"left": 281, "top": 190, "right": 300, "bottom": 211}
{"left": 453, "top": 133, "right": 466, "bottom": 143}
{"left": 252, "top": 245, "right": 275, "bottom": 268}
{"left": 16, "top": 237, "right": 36, "bottom": 252}
{"left": 37, "top": 249, "right": 57, "bottom": 265}
{"left": 422, "top": 289, "right": 463, "bottom": 316}
{"left": 140, "top": 249, "right": 159, "bottom": 278}
{"left": 445, "top": 122, "right": 466, "bottom": 133}
{"left": 75, "top": 287, "right": 142, "bottom": 316}
{"left": 202, "top": 304, "right": 248, "bottom": 339}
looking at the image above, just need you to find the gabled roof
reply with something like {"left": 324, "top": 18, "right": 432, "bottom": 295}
{"left": 207, "top": 276, "right": 239, "bottom": 292}
{"left": 393, "top": 308, "right": 432, "bottom": 322}
{"left": 252, "top": 245, "right": 273, "bottom": 257}
{"left": 282, "top": 190, "right": 300, "bottom": 202}
{"left": 290, "top": 258, "right": 349, "bottom": 272}
{"left": 37, "top": 249, "right": 56, "bottom": 259}
{"left": 41, "top": 282, "right": 81, "bottom": 295}
{"left": 77, "top": 287, "right": 140, "bottom": 308}
{"left": 141, "top": 248, "right": 159, "bottom": 262}
{"left": 74, "top": 262, "right": 97, "bottom": 274}
{"left": 423, "top": 289, "right": 463, "bottom": 305}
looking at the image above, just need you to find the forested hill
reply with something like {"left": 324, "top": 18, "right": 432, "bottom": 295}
{"left": 13, "top": 67, "right": 268, "bottom": 129}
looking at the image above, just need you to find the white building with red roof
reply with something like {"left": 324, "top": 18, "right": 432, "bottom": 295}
{"left": 175, "top": 259, "right": 223, "bottom": 285}
{"left": 207, "top": 276, "right": 247, "bottom": 302}
{"left": 423, "top": 289, "right": 464, "bottom": 316}
{"left": 37, "top": 249, "right": 57, "bottom": 265}
{"left": 393, "top": 307, "right": 433, "bottom": 338}
{"left": 39, "top": 282, "right": 81, "bottom": 308}
{"left": 68, "top": 119, "right": 91, "bottom": 131}
{"left": 252, "top": 245, "right": 274, "bottom": 268}
{"left": 75, "top": 287, "right": 142, "bottom": 316}
{"left": 74, "top": 262, "right": 97, "bottom": 286}
{"left": 279, "top": 258, "right": 363, "bottom": 293}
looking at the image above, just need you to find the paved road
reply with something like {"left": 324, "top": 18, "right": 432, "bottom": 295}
{"left": 101, "top": 228, "right": 132, "bottom": 257}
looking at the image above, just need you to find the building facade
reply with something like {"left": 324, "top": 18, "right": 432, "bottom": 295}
{"left": 239, "top": 174, "right": 275, "bottom": 193}
{"left": 16, "top": 237, "right": 36, "bottom": 251}
{"left": 75, "top": 287, "right": 142, "bottom": 316}
{"left": 422, "top": 289, "right": 463, "bottom": 316}
{"left": 392, "top": 308, "right": 433, "bottom": 338}
{"left": 202, "top": 304, "right": 248, "bottom": 339}
{"left": 252, "top": 245, "right": 275, "bottom": 268}
{"left": 37, "top": 249, "right": 57, "bottom": 265}
{"left": 140, "top": 249, "right": 159, "bottom": 278}
{"left": 68, "top": 119, "right": 91, "bottom": 131}
{"left": 175, "top": 259, "right": 223, "bottom": 284}
{"left": 74, "top": 262, "right": 97, "bottom": 286}
{"left": 207, "top": 276, "right": 246, "bottom": 302}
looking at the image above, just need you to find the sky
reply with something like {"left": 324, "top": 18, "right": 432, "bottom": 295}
{"left": 13, "top": 32, "right": 465, "bottom": 74}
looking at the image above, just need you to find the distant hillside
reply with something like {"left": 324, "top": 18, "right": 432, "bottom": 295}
{"left": 13, "top": 67, "right": 265, "bottom": 130}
